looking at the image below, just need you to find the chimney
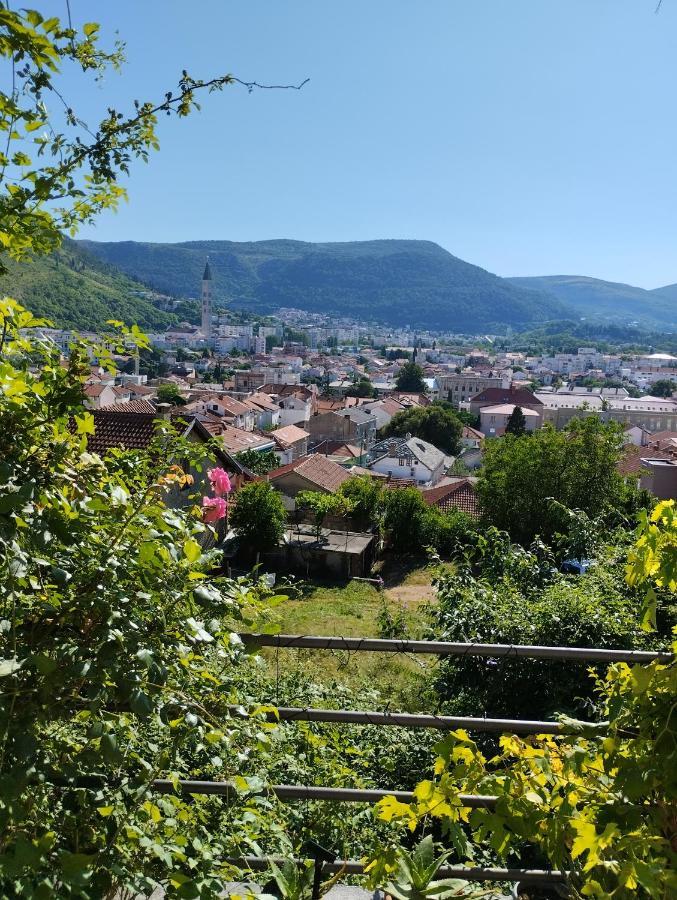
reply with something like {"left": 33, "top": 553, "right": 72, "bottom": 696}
{"left": 156, "top": 402, "right": 172, "bottom": 421}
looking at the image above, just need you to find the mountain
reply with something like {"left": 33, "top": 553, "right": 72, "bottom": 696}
{"left": 507, "top": 275, "right": 677, "bottom": 329}
{"left": 0, "top": 240, "right": 177, "bottom": 331}
{"left": 77, "top": 238, "right": 568, "bottom": 332}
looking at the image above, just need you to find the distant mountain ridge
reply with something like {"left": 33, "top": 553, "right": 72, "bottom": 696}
{"left": 507, "top": 275, "right": 677, "bottom": 329}
{"left": 78, "top": 238, "right": 569, "bottom": 332}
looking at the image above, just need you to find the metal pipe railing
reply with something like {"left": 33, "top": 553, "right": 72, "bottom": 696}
{"left": 151, "top": 779, "right": 498, "bottom": 808}
{"left": 226, "top": 855, "right": 566, "bottom": 884}
{"left": 240, "top": 633, "right": 672, "bottom": 664}
{"left": 235, "top": 704, "right": 566, "bottom": 734}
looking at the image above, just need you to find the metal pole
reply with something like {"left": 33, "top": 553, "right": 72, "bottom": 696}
{"left": 239, "top": 633, "right": 672, "bottom": 664}
{"left": 151, "top": 779, "right": 497, "bottom": 808}
{"left": 224, "top": 856, "right": 566, "bottom": 884}
{"left": 233, "top": 704, "right": 566, "bottom": 735}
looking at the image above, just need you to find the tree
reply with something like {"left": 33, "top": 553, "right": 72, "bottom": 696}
{"left": 230, "top": 482, "right": 286, "bottom": 562}
{"left": 156, "top": 382, "right": 186, "bottom": 405}
{"left": 380, "top": 404, "right": 462, "bottom": 455}
{"left": 235, "top": 448, "right": 279, "bottom": 475}
{"left": 0, "top": 301, "right": 277, "bottom": 896}
{"left": 504, "top": 405, "right": 527, "bottom": 436}
{"left": 478, "top": 418, "right": 627, "bottom": 545}
{"left": 395, "top": 362, "right": 426, "bottom": 393}
{"left": 296, "top": 491, "right": 354, "bottom": 540}
{"left": 649, "top": 379, "right": 675, "bottom": 398}
{"left": 378, "top": 515, "right": 677, "bottom": 899}
{"left": 345, "top": 378, "right": 377, "bottom": 398}
{"left": 338, "top": 476, "right": 385, "bottom": 531}
{"left": 382, "top": 488, "right": 433, "bottom": 554}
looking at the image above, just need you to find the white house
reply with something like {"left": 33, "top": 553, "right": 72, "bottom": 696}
{"left": 367, "top": 434, "right": 449, "bottom": 486}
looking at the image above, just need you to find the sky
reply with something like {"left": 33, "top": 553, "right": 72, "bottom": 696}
{"left": 60, "top": 1, "right": 677, "bottom": 288}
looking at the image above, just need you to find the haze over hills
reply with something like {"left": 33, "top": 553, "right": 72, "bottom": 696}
{"left": 78, "top": 238, "right": 569, "bottom": 332}
{"left": 507, "top": 275, "right": 677, "bottom": 329}
{"left": 0, "top": 240, "right": 177, "bottom": 332}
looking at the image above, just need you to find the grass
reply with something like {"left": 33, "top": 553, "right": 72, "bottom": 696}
{"left": 262, "top": 558, "right": 443, "bottom": 708}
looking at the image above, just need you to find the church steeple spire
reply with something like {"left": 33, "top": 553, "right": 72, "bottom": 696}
{"left": 201, "top": 258, "right": 212, "bottom": 338}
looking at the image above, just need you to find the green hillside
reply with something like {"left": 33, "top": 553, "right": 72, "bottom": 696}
{"left": 507, "top": 274, "right": 677, "bottom": 328}
{"left": 0, "top": 241, "right": 177, "bottom": 331}
{"left": 78, "top": 238, "right": 568, "bottom": 331}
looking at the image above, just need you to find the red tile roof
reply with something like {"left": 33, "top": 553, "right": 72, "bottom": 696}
{"left": 89, "top": 411, "right": 158, "bottom": 453}
{"left": 470, "top": 386, "right": 542, "bottom": 407}
{"left": 267, "top": 454, "right": 351, "bottom": 492}
{"left": 98, "top": 399, "right": 157, "bottom": 414}
{"left": 421, "top": 479, "right": 480, "bottom": 517}
{"left": 618, "top": 445, "right": 675, "bottom": 476}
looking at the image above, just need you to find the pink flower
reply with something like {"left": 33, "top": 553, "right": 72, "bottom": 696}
{"left": 208, "top": 467, "right": 231, "bottom": 497}
{"left": 202, "top": 495, "right": 227, "bottom": 523}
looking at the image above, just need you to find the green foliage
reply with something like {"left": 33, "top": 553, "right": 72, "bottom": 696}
{"left": 395, "top": 362, "right": 427, "bottom": 393}
{"left": 337, "top": 476, "right": 384, "bottom": 532}
{"left": 345, "top": 377, "right": 377, "bottom": 398}
{"left": 230, "top": 481, "right": 287, "bottom": 555}
{"left": 368, "top": 836, "right": 484, "bottom": 900}
{"left": 296, "top": 491, "right": 354, "bottom": 539}
{"left": 235, "top": 448, "right": 280, "bottom": 476}
{"left": 648, "top": 378, "right": 675, "bottom": 398}
{"left": 431, "top": 548, "right": 659, "bottom": 720}
{"left": 382, "top": 489, "right": 432, "bottom": 555}
{"left": 0, "top": 300, "right": 278, "bottom": 897}
{"left": 381, "top": 403, "right": 463, "bottom": 455}
{"left": 478, "top": 418, "right": 627, "bottom": 545}
{"left": 156, "top": 382, "right": 186, "bottom": 405}
{"left": 0, "top": 242, "right": 177, "bottom": 331}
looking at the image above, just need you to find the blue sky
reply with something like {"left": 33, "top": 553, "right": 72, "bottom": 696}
{"left": 66, "top": 1, "right": 677, "bottom": 288}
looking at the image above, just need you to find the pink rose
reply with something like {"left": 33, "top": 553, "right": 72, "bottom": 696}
{"left": 208, "top": 467, "right": 232, "bottom": 497}
{"left": 202, "top": 495, "right": 227, "bottom": 523}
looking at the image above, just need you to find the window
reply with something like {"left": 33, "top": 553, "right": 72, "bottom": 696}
{"left": 410, "top": 467, "right": 415, "bottom": 477}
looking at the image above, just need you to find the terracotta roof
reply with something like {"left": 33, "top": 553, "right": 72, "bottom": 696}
{"left": 268, "top": 454, "right": 351, "bottom": 492}
{"left": 618, "top": 445, "right": 675, "bottom": 476}
{"left": 89, "top": 411, "right": 158, "bottom": 453}
{"left": 83, "top": 383, "right": 108, "bottom": 397}
{"left": 462, "top": 424, "right": 484, "bottom": 440}
{"left": 98, "top": 399, "right": 157, "bottom": 414}
{"left": 645, "top": 430, "right": 677, "bottom": 449}
{"left": 471, "top": 387, "right": 543, "bottom": 407}
{"left": 217, "top": 425, "right": 274, "bottom": 454}
{"left": 246, "top": 392, "right": 280, "bottom": 412}
{"left": 422, "top": 479, "right": 480, "bottom": 517}
{"left": 269, "top": 424, "right": 310, "bottom": 448}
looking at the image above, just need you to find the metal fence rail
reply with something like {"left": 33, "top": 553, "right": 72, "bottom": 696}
{"left": 239, "top": 633, "right": 672, "bottom": 664}
{"left": 151, "top": 779, "right": 497, "bottom": 808}
{"left": 225, "top": 855, "right": 567, "bottom": 884}
{"left": 235, "top": 704, "right": 566, "bottom": 734}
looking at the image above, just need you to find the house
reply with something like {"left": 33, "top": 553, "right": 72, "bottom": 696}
{"left": 307, "top": 409, "right": 377, "bottom": 449}
{"left": 479, "top": 403, "right": 542, "bottom": 436}
{"left": 184, "top": 394, "right": 256, "bottom": 431}
{"left": 269, "top": 424, "right": 310, "bottom": 465}
{"left": 639, "top": 457, "right": 677, "bottom": 499}
{"left": 214, "top": 424, "right": 276, "bottom": 456}
{"left": 244, "top": 392, "right": 281, "bottom": 430}
{"left": 83, "top": 383, "right": 115, "bottom": 409}
{"left": 367, "top": 435, "right": 448, "bottom": 486}
{"left": 421, "top": 478, "right": 480, "bottom": 517}
{"left": 265, "top": 526, "right": 376, "bottom": 579}
{"left": 266, "top": 455, "right": 352, "bottom": 509}
{"left": 461, "top": 424, "right": 484, "bottom": 449}
{"left": 437, "top": 373, "right": 506, "bottom": 406}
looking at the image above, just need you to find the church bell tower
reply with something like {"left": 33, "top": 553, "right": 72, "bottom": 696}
{"left": 201, "top": 259, "right": 212, "bottom": 338}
